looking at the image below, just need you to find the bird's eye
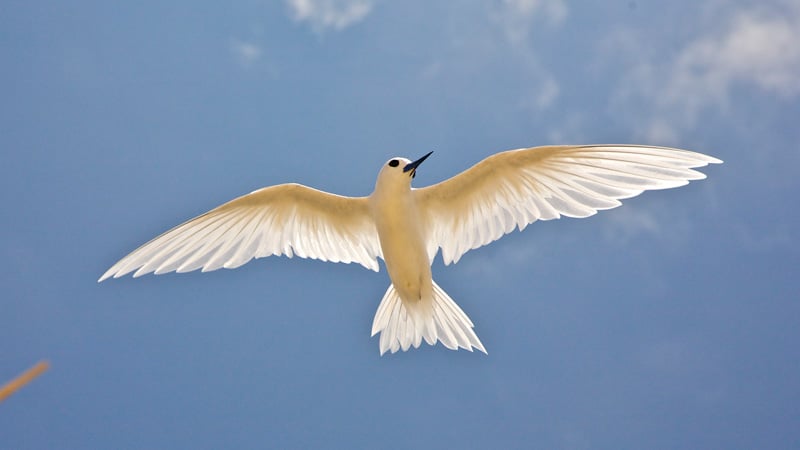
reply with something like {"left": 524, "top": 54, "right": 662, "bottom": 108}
{"left": 388, "top": 159, "right": 400, "bottom": 167}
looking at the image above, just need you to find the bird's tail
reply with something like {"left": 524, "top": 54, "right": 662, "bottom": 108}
{"left": 370, "top": 281, "right": 487, "bottom": 355}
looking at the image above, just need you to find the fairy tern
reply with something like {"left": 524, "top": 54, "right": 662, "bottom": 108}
{"left": 99, "top": 145, "right": 721, "bottom": 355}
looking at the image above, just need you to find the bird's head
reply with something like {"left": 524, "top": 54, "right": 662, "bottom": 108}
{"left": 376, "top": 151, "right": 433, "bottom": 190}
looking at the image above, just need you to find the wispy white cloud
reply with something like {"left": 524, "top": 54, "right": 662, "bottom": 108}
{"left": 529, "top": 76, "right": 560, "bottom": 111}
{"left": 285, "top": 0, "right": 374, "bottom": 32}
{"left": 545, "top": 112, "right": 588, "bottom": 144}
{"left": 492, "top": 0, "right": 568, "bottom": 45}
{"left": 484, "top": 1, "right": 568, "bottom": 113}
{"left": 609, "top": 3, "right": 800, "bottom": 142}
{"left": 411, "top": 3, "right": 566, "bottom": 120}
{"left": 640, "top": 118, "right": 681, "bottom": 145}
{"left": 230, "top": 39, "right": 263, "bottom": 68}
{"left": 657, "top": 7, "right": 800, "bottom": 118}
{"left": 505, "top": 74, "right": 562, "bottom": 115}
{"left": 602, "top": 206, "right": 664, "bottom": 242}
{"left": 600, "top": 201, "right": 705, "bottom": 247}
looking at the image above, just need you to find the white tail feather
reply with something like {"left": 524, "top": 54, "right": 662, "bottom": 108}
{"left": 371, "top": 281, "right": 487, "bottom": 355}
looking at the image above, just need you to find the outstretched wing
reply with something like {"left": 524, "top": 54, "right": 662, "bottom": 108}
{"left": 99, "top": 183, "right": 382, "bottom": 281}
{"left": 415, "top": 145, "right": 722, "bottom": 264}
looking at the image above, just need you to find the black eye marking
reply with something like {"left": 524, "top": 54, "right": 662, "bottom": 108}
{"left": 388, "top": 159, "right": 400, "bottom": 167}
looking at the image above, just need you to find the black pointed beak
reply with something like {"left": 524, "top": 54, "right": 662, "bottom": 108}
{"left": 403, "top": 151, "right": 434, "bottom": 174}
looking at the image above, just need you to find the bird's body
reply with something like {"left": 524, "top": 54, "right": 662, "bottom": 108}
{"left": 100, "top": 145, "right": 721, "bottom": 355}
{"left": 370, "top": 160, "right": 432, "bottom": 305}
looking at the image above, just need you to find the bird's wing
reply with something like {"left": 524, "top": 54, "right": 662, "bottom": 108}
{"left": 99, "top": 183, "right": 382, "bottom": 281}
{"left": 415, "top": 145, "right": 722, "bottom": 264}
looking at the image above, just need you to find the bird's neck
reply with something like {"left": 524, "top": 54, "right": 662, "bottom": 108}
{"left": 371, "top": 180, "right": 412, "bottom": 201}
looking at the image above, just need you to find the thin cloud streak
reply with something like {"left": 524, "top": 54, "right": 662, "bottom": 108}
{"left": 230, "top": 39, "right": 263, "bottom": 67}
{"left": 285, "top": 0, "right": 374, "bottom": 32}
{"left": 493, "top": 0, "right": 568, "bottom": 45}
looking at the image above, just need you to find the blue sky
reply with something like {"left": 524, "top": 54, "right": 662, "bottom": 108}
{"left": 2, "top": 0, "right": 798, "bottom": 448}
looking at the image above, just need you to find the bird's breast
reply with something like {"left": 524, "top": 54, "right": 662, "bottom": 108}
{"left": 371, "top": 194, "right": 432, "bottom": 303}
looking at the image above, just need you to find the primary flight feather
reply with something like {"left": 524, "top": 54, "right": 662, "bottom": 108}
{"left": 100, "top": 145, "right": 721, "bottom": 355}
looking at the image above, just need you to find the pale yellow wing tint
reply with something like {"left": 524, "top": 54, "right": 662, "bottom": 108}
{"left": 99, "top": 183, "right": 382, "bottom": 281}
{"left": 415, "top": 145, "right": 722, "bottom": 264}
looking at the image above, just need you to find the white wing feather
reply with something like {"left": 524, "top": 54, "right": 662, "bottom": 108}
{"left": 99, "top": 183, "right": 382, "bottom": 281}
{"left": 415, "top": 145, "right": 722, "bottom": 264}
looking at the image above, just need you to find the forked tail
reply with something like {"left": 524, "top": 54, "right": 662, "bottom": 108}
{"left": 371, "top": 280, "right": 487, "bottom": 355}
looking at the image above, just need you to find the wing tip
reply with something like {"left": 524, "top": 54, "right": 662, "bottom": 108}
{"left": 97, "top": 269, "right": 118, "bottom": 283}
